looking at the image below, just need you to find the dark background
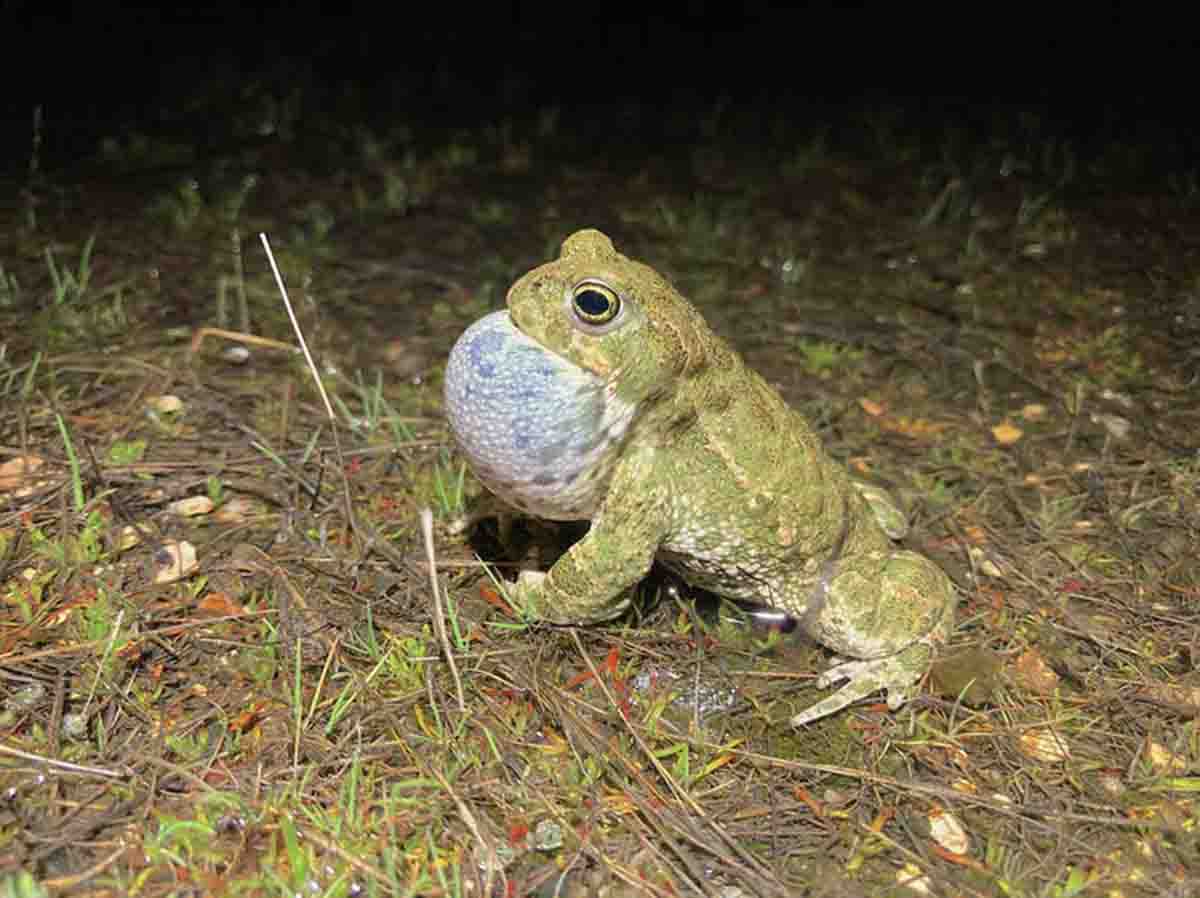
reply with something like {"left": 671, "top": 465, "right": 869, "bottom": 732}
{"left": 3, "top": 3, "right": 1196, "bottom": 167}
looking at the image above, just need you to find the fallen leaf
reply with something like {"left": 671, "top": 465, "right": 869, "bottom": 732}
{"left": 929, "top": 843, "right": 987, "bottom": 870}
{"left": 1137, "top": 683, "right": 1200, "bottom": 713}
{"left": 169, "top": 496, "right": 215, "bottom": 517}
{"left": 960, "top": 525, "right": 988, "bottom": 544}
{"left": 847, "top": 457, "right": 872, "bottom": 475}
{"left": 896, "top": 863, "right": 932, "bottom": 895}
{"left": 0, "top": 455, "right": 45, "bottom": 492}
{"left": 928, "top": 805, "right": 970, "bottom": 855}
{"left": 479, "top": 583, "right": 515, "bottom": 616}
{"left": 154, "top": 539, "right": 198, "bottom": 584}
{"left": 1095, "top": 768, "right": 1124, "bottom": 797}
{"left": 991, "top": 420, "right": 1024, "bottom": 445}
{"left": 1019, "top": 727, "right": 1071, "bottom": 763}
{"left": 198, "top": 591, "right": 246, "bottom": 617}
{"left": 858, "top": 397, "right": 886, "bottom": 417}
{"left": 118, "top": 641, "right": 149, "bottom": 664}
{"left": 211, "top": 494, "right": 260, "bottom": 523}
{"left": 147, "top": 394, "right": 184, "bottom": 414}
{"left": 1091, "top": 412, "right": 1132, "bottom": 441}
{"left": 968, "top": 545, "right": 1004, "bottom": 578}
{"left": 118, "top": 524, "right": 151, "bottom": 549}
{"left": 1144, "top": 738, "right": 1189, "bottom": 774}
{"left": 878, "top": 416, "right": 949, "bottom": 439}
{"left": 229, "top": 701, "right": 269, "bottom": 734}
{"left": 1010, "top": 648, "right": 1061, "bottom": 696}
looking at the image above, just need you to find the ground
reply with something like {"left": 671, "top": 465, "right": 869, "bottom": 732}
{"left": 0, "top": 78, "right": 1198, "bottom": 897}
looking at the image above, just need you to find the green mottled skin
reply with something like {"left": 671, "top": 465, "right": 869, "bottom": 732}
{"left": 501, "top": 230, "right": 955, "bottom": 725}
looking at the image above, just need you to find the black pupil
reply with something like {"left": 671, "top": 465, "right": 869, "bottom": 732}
{"left": 575, "top": 288, "right": 612, "bottom": 318}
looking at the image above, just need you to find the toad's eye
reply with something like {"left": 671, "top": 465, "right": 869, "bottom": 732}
{"left": 570, "top": 280, "right": 621, "bottom": 326}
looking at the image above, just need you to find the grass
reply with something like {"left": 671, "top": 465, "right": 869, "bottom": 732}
{"left": 43, "top": 236, "right": 95, "bottom": 308}
{"left": 1, "top": 90, "right": 1198, "bottom": 896}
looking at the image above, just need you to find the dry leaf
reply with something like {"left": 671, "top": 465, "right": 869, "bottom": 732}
{"left": 896, "top": 863, "right": 932, "bottom": 895}
{"left": 1144, "top": 738, "right": 1189, "bottom": 774}
{"left": 928, "top": 805, "right": 970, "bottom": 855}
{"left": 211, "top": 494, "right": 260, "bottom": 523}
{"left": 154, "top": 539, "right": 198, "bottom": 583}
{"left": 1137, "top": 683, "right": 1200, "bottom": 713}
{"left": 230, "top": 701, "right": 269, "bottom": 734}
{"left": 958, "top": 525, "right": 986, "bottom": 544}
{"left": 858, "top": 397, "right": 886, "bottom": 417}
{"left": 1091, "top": 412, "right": 1132, "bottom": 441}
{"left": 147, "top": 394, "right": 184, "bottom": 414}
{"left": 968, "top": 545, "right": 1004, "bottom": 578}
{"left": 1019, "top": 727, "right": 1071, "bottom": 763}
{"left": 847, "top": 457, "right": 872, "bottom": 475}
{"left": 991, "top": 420, "right": 1024, "bottom": 445}
{"left": 169, "top": 496, "right": 215, "bottom": 517}
{"left": 118, "top": 524, "right": 150, "bottom": 550}
{"left": 0, "top": 455, "right": 45, "bottom": 492}
{"left": 1020, "top": 403, "right": 1048, "bottom": 421}
{"left": 1011, "top": 648, "right": 1061, "bottom": 696}
{"left": 198, "top": 591, "right": 246, "bottom": 617}
{"left": 1095, "top": 769, "right": 1124, "bottom": 797}
{"left": 878, "top": 416, "right": 949, "bottom": 439}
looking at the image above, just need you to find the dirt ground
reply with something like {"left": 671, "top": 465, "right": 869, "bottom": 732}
{"left": 1, "top": 79, "right": 1199, "bottom": 897}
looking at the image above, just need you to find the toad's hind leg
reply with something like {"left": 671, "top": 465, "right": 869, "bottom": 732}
{"left": 791, "top": 547, "right": 955, "bottom": 727}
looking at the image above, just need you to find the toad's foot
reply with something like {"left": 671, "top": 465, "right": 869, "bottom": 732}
{"left": 507, "top": 569, "right": 634, "bottom": 626}
{"left": 790, "top": 641, "right": 933, "bottom": 727}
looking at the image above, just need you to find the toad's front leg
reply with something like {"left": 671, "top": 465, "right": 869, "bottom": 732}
{"left": 792, "top": 547, "right": 956, "bottom": 727}
{"left": 510, "top": 455, "right": 672, "bottom": 625}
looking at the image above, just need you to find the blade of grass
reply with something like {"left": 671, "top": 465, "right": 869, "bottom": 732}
{"left": 54, "top": 412, "right": 85, "bottom": 511}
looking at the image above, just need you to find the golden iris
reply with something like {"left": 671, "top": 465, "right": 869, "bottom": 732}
{"left": 571, "top": 280, "right": 621, "bottom": 325}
